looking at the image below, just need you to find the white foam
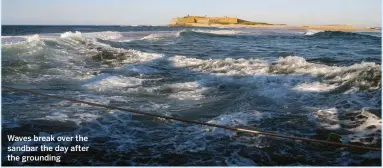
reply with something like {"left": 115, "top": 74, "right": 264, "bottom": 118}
{"left": 347, "top": 110, "right": 381, "bottom": 145}
{"left": 84, "top": 74, "right": 143, "bottom": 91}
{"left": 1, "top": 35, "right": 47, "bottom": 58}
{"left": 192, "top": 29, "right": 243, "bottom": 35}
{"left": 305, "top": 30, "right": 322, "bottom": 36}
{"left": 141, "top": 34, "right": 163, "bottom": 41}
{"left": 166, "top": 81, "right": 208, "bottom": 100}
{"left": 310, "top": 107, "right": 341, "bottom": 130}
{"left": 122, "top": 49, "right": 164, "bottom": 64}
{"left": 42, "top": 94, "right": 120, "bottom": 124}
{"left": 140, "top": 31, "right": 181, "bottom": 41}
{"left": 1, "top": 36, "right": 27, "bottom": 45}
{"left": 309, "top": 106, "right": 381, "bottom": 145}
{"left": 26, "top": 34, "right": 41, "bottom": 42}
{"left": 293, "top": 82, "right": 338, "bottom": 92}
{"left": 82, "top": 31, "right": 124, "bottom": 40}
{"left": 2, "top": 34, "right": 43, "bottom": 46}
{"left": 273, "top": 56, "right": 381, "bottom": 92}
{"left": 60, "top": 31, "right": 82, "bottom": 39}
{"left": 168, "top": 55, "right": 269, "bottom": 76}
{"left": 168, "top": 55, "right": 380, "bottom": 106}
{"left": 274, "top": 56, "right": 332, "bottom": 75}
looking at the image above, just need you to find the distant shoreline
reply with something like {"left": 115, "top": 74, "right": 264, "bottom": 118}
{"left": 287, "top": 25, "right": 379, "bottom": 32}
{"left": 169, "top": 23, "right": 379, "bottom": 32}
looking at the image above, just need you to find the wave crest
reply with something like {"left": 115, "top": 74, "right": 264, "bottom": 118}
{"left": 307, "top": 31, "right": 381, "bottom": 39}
{"left": 191, "top": 29, "right": 242, "bottom": 35}
{"left": 272, "top": 56, "right": 381, "bottom": 91}
{"left": 169, "top": 55, "right": 381, "bottom": 92}
{"left": 305, "top": 30, "right": 322, "bottom": 36}
{"left": 60, "top": 31, "right": 83, "bottom": 40}
{"left": 140, "top": 31, "right": 182, "bottom": 41}
{"left": 26, "top": 34, "right": 41, "bottom": 42}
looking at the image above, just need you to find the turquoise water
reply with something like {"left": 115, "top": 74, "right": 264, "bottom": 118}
{"left": 1, "top": 26, "right": 381, "bottom": 166}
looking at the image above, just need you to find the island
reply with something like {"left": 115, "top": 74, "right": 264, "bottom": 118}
{"left": 169, "top": 15, "right": 287, "bottom": 28}
{"left": 169, "top": 15, "right": 379, "bottom": 32}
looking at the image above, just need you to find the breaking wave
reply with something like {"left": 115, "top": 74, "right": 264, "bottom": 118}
{"left": 140, "top": 31, "right": 181, "bottom": 41}
{"left": 190, "top": 29, "right": 243, "bottom": 35}
{"left": 179, "top": 29, "right": 244, "bottom": 37}
{"left": 2, "top": 26, "right": 381, "bottom": 166}
{"left": 169, "top": 55, "right": 381, "bottom": 92}
{"left": 60, "top": 31, "right": 82, "bottom": 39}
{"left": 305, "top": 30, "right": 322, "bottom": 36}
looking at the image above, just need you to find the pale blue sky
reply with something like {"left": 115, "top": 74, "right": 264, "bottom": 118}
{"left": 2, "top": 0, "right": 381, "bottom": 26}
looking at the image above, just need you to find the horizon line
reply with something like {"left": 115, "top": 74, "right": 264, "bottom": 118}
{"left": 1, "top": 24, "right": 381, "bottom": 28}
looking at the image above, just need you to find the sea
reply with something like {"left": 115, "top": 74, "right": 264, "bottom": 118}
{"left": 1, "top": 25, "right": 382, "bottom": 166}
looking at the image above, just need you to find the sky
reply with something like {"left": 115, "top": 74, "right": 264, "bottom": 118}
{"left": 2, "top": 0, "right": 381, "bottom": 27}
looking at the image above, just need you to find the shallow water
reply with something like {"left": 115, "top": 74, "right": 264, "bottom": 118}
{"left": 1, "top": 25, "right": 381, "bottom": 166}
